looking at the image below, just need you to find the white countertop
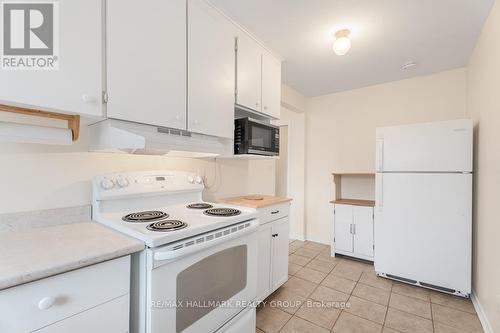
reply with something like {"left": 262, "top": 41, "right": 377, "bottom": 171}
{"left": 0, "top": 222, "right": 144, "bottom": 290}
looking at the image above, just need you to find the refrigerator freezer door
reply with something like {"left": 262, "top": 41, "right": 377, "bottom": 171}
{"left": 374, "top": 173, "right": 472, "bottom": 294}
{"left": 376, "top": 119, "right": 473, "bottom": 172}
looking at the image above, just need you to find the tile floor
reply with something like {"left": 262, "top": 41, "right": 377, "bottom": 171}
{"left": 256, "top": 240, "right": 483, "bottom": 333}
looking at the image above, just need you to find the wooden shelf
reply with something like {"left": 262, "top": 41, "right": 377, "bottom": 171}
{"left": 330, "top": 199, "right": 375, "bottom": 207}
{"left": 331, "top": 172, "right": 375, "bottom": 201}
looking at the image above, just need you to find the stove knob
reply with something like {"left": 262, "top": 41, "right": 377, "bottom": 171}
{"left": 100, "top": 179, "right": 115, "bottom": 190}
{"left": 195, "top": 176, "right": 203, "bottom": 184}
{"left": 187, "top": 175, "right": 195, "bottom": 184}
{"left": 116, "top": 177, "right": 129, "bottom": 188}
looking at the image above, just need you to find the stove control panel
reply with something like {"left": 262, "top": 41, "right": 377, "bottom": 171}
{"left": 93, "top": 170, "right": 204, "bottom": 199}
{"left": 100, "top": 179, "right": 115, "bottom": 190}
{"left": 116, "top": 177, "right": 130, "bottom": 188}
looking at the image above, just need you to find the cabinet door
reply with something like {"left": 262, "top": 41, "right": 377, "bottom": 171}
{"left": 0, "top": 0, "right": 103, "bottom": 117}
{"left": 188, "top": 0, "right": 235, "bottom": 138}
{"left": 271, "top": 217, "right": 289, "bottom": 289}
{"left": 334, "top": 204, "right": 353, "bottom": 253}
{"left": 353, "top": 206, "right": 374, "bottom": 258}
{"left": 256, "top": 224, "right": 272, "bottom": 301}
{"left": 34, "top": 295, "right": 129, "bottom": 333}
{"left": 107, "top": 0, "right": 186, "bottom": 129}
{"left": 261, "top": 52, "right": 281, "bottom": 119}
{"left": 236, "top": 33, "right": 262, "bottom": 112}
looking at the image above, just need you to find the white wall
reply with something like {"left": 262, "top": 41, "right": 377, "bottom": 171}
{"left": 466, "top": 0, "right": 500, "bottom": 330}
{"left": 0, "top": 126, "right": 276, "bottom": 215}
{"left": 305, "top": 68, "right": 467, "bottom": 244}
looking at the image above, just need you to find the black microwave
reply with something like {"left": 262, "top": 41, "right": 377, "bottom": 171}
{"left": 234, "top": 118, "right": 279, "bottom": 156}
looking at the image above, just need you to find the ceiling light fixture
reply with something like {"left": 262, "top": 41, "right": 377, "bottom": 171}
{"left": 401, "top": 61, "right": 417, "bottom": 70}
{"left": 332, "top": 29, "right": 351, "bottom": 56}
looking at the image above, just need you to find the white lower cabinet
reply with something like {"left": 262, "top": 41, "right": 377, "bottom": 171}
{"left": 0, "top": 256, "right": 131, "bottom": 333}
{"left": 34, "top": 295, "right": 129, "bottom": 333}
{"left": 257, "top": 223, "right": 273, "bottom": 301}
{"left": 333, "top": 204, "right": 374, "bottom": 261}
{"left": 256, "top": 204, "right": 290, "bottom": 302}
{"left": 271, "top": 218, "right": 289, "bottom": 288}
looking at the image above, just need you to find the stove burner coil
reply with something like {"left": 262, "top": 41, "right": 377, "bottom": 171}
{"left": 203, "top": 208, "right": 241, "bottom": 217}
{"left": 187, "top": 203, "right": 214, "bottom": 209}
{"left": 146, "top": 220, "right": 188, "bottom": 232}
{"left": 122, "top": 211, "right": 169, "bottom": 223}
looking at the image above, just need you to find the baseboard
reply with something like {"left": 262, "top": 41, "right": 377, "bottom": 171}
{"left": 302, "top": 236, "right": 330, "bottom": 245}
{"left": 471, "top": 290, "right": 494, "bottom": 333}
{"left": 289, "top": 233, "right": 305, "bottom": 241}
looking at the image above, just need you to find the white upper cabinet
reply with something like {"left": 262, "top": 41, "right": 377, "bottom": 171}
{"left": 261, "top": 51, "right": 282, "bottom": 119}
{"left": 0, "top": 0, "right": 103, "bottom": 117}
{"left": 106, "top": 0, "right": 187, "bottom": 129}
{"left": 188, "top": 0, "right": 235, "bottom": 138}
{"left": 236, "top": 33, "right": 263, "bottom": 113}
{"left": 236, "top": 32, "right": 282, "bottom": 119}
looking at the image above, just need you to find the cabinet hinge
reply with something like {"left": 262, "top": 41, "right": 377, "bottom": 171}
{"left": 102, "top": 91, "right": 109, "bottom": 104}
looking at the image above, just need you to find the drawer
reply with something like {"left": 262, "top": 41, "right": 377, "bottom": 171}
{"left": 258, "top": 202, "right": 290, "bottom": 225}
{"left": 33, "top": 294, "right": 129, "bottom": 333}
{"left": 0, "top": 256, "right": 130, "bottom": 333}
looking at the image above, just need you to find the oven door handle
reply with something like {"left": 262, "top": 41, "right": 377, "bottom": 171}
{"left": 154, "top": 220, "right": 259, "bottom": 262}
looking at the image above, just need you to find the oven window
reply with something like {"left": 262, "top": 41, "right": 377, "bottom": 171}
{"left": 250, "top": 125, "right": 272, "bottom": 148}
{"left": 176, "top": 245, "right": 247, "bottom": 333}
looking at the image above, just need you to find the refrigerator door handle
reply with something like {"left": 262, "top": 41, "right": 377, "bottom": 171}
{"left": 376, "top": 173, "right": 384, "bottom": 208}
{"left": 376, "top": 139, "right": 384, "bottom": 172}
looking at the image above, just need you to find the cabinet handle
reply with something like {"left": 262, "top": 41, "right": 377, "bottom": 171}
{"left": 353, "top": 224, "right": 356, "bottom": 235}
{"left": 38, "top": 296, "right": 55, "bottom": 310}
{"left": 349, "top": 224, "right": 353, "bottom": 234}
{"left": 271, "top": 210, "right": 279, "bottom": 215}
{"left": 272, "top": 233, "right": 278, "bottom": 238}
{"left": 81, "top": 94, "right": 96, "bottom": 103}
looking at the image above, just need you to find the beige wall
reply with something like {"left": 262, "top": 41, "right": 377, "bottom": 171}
{"left": 0, "top": 127, "right": 276, "bottom": 215}
{"left": 305, "top": 68, "right": 467, "bottom": 244}
{"left": 466, "top": 0, "right": 500, "bottom": 330}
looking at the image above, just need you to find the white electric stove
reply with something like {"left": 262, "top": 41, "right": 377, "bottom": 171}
{"left": 92, "top": 170, "right": 258, "bottom": 333}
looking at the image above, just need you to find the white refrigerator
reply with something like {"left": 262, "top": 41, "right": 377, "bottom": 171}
{"left": 374, "top": 119, "right": 473, "bottom": 297}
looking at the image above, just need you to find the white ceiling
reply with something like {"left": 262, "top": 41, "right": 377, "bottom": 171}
{"left": 211, "top": 0, "right": 494, "bottom": 97}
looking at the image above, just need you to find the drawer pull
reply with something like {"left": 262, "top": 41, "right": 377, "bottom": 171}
{"left": 38, "top": 296, "right": 55, "bottom": 310}
{"left": 271, "top": 210, "right": 280, "bottom": 215}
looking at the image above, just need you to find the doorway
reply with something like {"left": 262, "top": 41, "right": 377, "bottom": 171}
{"left": 275, "top": 125, "right": 289, "bottom": 197}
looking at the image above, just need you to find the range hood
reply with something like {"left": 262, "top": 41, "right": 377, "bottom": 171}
{"left": 88, "top": 119, "right": 232, "bottom": 157}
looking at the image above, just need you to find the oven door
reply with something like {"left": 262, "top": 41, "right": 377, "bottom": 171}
{"left": 247, "top": 121, "right": 279, "bottom": 156}
{"left": 146, "top": 222, "right": 258, "bottom": 333}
